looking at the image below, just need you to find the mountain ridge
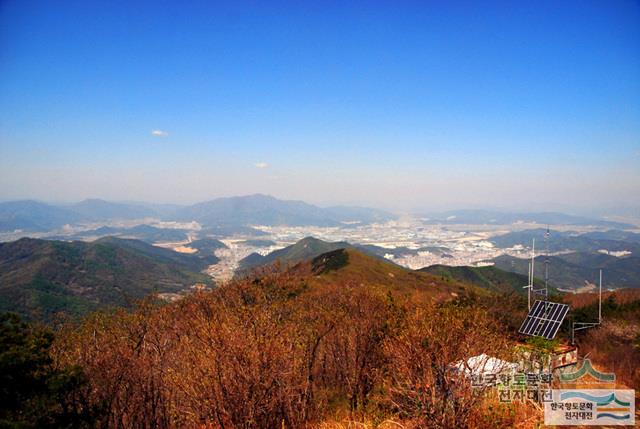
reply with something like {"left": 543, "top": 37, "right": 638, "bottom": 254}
{"left": 419, "top": 264, "right": 531, "bottom": 295}
{"left": 0, "top": 195, "right": 396, "bottom": 232}
{"left": 490, "top": 228, "right": 640, "bottom": 255}
{"left": 0, "top": 237, "right": 214, "bottom": 321}
{"left": 422, "top": 209, "right": 633, "bottom": 228}
{"left": 491, "top": 252, "right": 640, "bottom": 290}
{"left": 238, "top": 236, "right": 352, "bottom": 272}
{"left": 172, "top": 194, "right": 396, "bottom": 227}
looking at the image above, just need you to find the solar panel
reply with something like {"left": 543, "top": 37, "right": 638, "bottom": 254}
{"left": 519, "top": 300, "right": 569, "bottom": 340}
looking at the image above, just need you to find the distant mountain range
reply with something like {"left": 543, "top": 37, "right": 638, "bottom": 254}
{"left": 491, "top": 252, "right": 640, "bottom": 290}
{"left": 490, "top": 228, "right": 640, "bottom": 256}
{"left": 171, "top": 194, "right": 395, "bottom": 227}
{"left": 52, "top": 224, "right": 190, "bottom": 244}
{"left": 488, "top": 228, "right": 640, "bottom": 289}
{"left": 2, "top": 197, "right": 635, "bottom": 235}
{"left": 0, "top": 195, "right": 396, "bottom": 233}
{"left": 0, "top": 200, "right": 167, "bottom": 233}
{"left": 199, "top": 225, "right": 268, "bottom": 237}
{"left": 422, "top": 209, "right": 633, "bottom": 228}
{"left": 580, "top": 230, "right": 640, "bottom": 242}
{"left": 0, "top": 200, "right": 83, "bottom": 232}
{"left": 0, "top": 237, "right": 215, "bottom": 321}
{"left": 63, "top": 199, "right": 160, "bottom": 221}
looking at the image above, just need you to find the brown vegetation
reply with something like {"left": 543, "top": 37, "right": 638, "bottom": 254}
{"left": 578, "top": 321, "right": 640, "bottom": 390}
{"left": 563, "top": 288, "right": 640, "bottom": 390}
{"left": 563, "top": 288, "right": 640, "bottom": 309}
{"left": 384, "top": 304, "right": 513, "bottom": 428}
{"left": 51, "top": 259, "right": 536, "bottom": 428}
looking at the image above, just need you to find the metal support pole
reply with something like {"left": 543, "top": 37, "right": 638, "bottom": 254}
{"left": 599, "top": 269, "right": 602, "bottom": 324}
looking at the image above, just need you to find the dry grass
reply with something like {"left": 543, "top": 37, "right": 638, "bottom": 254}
{"left": 314, "top": 419, "right": 407, "bottom": 429}
{"left": 577, "top": 321, "right": 640, "bottom": 390}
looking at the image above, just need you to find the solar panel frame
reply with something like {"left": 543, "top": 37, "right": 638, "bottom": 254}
{"left": 518, "top": 300, "right": 569, "bottom": 340}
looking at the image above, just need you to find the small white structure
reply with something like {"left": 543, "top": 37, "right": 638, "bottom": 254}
{"left": 451, "top": 353, "right": 518, "bottom": 377}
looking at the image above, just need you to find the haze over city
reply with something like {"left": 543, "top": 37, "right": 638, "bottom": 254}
{"left": 1, "top": 1, "right": 639, "bottom": 214}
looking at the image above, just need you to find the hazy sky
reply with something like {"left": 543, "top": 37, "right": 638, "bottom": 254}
{"left": 1, "top": 1, "right": 639, "bottom": 213}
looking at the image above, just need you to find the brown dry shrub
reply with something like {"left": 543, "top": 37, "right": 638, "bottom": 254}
{"left": 52, "top": 263, "right": 538, "bottom": 428}
{"left": 53, "top": 268, "right": 405, "bottom": 428}
{"left": 577, "top": 321, "right": 640, "bottom": 390}
{"left": 384, "top": 303, "right": 514, "bottom": 429}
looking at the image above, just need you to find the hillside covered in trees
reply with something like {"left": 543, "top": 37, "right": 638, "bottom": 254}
{"left": 0, "top": 247, "right": 534, "bottom": 428}
{"left": 0, "top": 237, "right": 213, "bottom": 321}
{"left": 2, "top": 246, "right": 639, "bottom": 428}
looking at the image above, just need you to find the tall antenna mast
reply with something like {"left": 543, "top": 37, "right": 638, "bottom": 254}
{"left": 543, "top": 227, "right": 549, "bottom": 298}
{"left": 572, "top": 269, "right": 604, "bottom": 344}
{"left": 523, "top": 238, "right": 535, "bottom": 310}
{"left": 531, "top": 231, "right": 548, "bottom": 301}
{"left": 542, "top": 228, "right": 550, "bottom": 316}
{"left": 531, "top": 238, "right": 535, "bottom": 277}
{"left": 527, "top": 261, "right": 531, "bottom": 309}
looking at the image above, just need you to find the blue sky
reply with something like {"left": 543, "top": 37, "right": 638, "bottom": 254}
{"left": 1, "top": 1, "right": 638, "bottom": 213}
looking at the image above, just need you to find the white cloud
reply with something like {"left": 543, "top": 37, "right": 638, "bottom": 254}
{"left": 151, "top": 130, "right": 169, "bottom": 137}
{"left": 254, "top": 162, "right": 269, "bottom": 169}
